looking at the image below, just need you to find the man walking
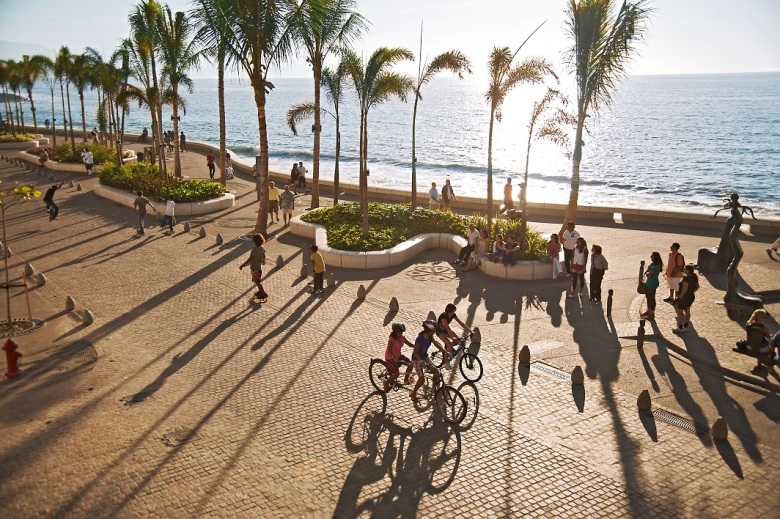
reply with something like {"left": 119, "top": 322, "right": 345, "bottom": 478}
{"left": 280, "top": 185, "right": 295, "bottom": 225}
{"left": 268, "top": 181, "right": 280, "bottom": 223}
{"left": 503, "top": 178, "right": 513, "bottom": 211}
{"left": 84, "top": 149, "right": 94, "bottom": 175}
{"left": 428, "top": 182, "right": 439, "bottom": 210}
{"left": 562, "top": 221, "right": 580, "bottom": 275}
{"left": 206, "top": 151, "right": 216, "bottom": 180}
{"left": 180, "top": 131, "right": 188, "bottom": 152}
{"left": 43, "top": 180, "right": 65, "bottom": 221}
{"left": 297, "top": 162, "right": 308, "bottom": 193}
{"left": 441, "top": 179, "right": 456, "bottom": 212}
{"left": 161, "top": 198, "right": 175, "bottom": 234}
{"left": 133, "top": 190, "right": 156, "bottom": 235}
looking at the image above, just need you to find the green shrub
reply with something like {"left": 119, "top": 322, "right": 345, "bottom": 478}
{"left": 0, "top": 132, "right": 37, "bottom": 143}
{"left": 301, "top": 202, "right": 545, "bottom": 258}
{"left": 99, "top": 162, "right": 226, "bottom": 203}
{"left": 54, "top": 141, "right": 116, "bottom": 164}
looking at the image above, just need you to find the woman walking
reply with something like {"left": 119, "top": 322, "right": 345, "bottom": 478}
{"left": 568, "top": 237, "right": 588, "bottom": 298}
{"left": 642, "top": 252, "right": 663, "bottom": 320}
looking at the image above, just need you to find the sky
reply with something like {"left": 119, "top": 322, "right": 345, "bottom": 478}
{"left": 0, "top": 0, "right": 779, "bottom": 78}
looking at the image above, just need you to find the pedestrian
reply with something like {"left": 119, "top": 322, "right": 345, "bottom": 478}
{"left": 561, "top": 221, "right": 580, "bottom": 275}
{"left": 428, "top": 182, "right": 439, "bottom": 210}
{"left": 44, "top": 118, "right": 50, "bottom": 130}
{"left": 91, "top": 127, "right": 98, "bottom": 142}
{"left": 225, "top": 153, "right": 234, "bottom": 179}
{"left": 503, "top": 178, "right": 513, "bottom": 211}
{"left": 239, "top": 233, "right": 268, "bottom": 302}
{"left": 641, "top": 252, "right": 663, "bottom": 320}
{"left": 140, "top": 127, "right": 149, "bottom": 142}
{"left": 43, "top": 181, "right": 65, "bottom": 221}
{"left": 84, "top": 149, "right": 94, "bottom": 175}
{"left": 568, "top": 237, "right": 588, "bottom": 298}
{"left": 161, "top": 197, "right": 175, "bottom": 234}
{"left": 767, "top": 236, "right": 780, "bottom": 259}
{"left": 133, "top": 190, "right": 156, "bottom": 235}
{"left": 455, "top": 223, "right": 480, "bottom": 265}
{"left": 664, "top": 242, "right": 685, "bottom": 303}
{"left": 310, "top": 244, "right": 326, "bottom": 293}
{"left": 465, "top": 229, "right": 489, "bottom": 272}
{"left": 548, "top": 233, "right": 564, "bottom": 279}
{"left": 297, "top": 161, "right": 308, "bottom": 193}
{"left": 290, "top": 163, "right": 299, "bottom": 194}
{"left": 280, "top": 184, "right": 295, "bottom": 225}
{"left": 441, "top": 179, "right": 456, "bottom": 212}
{"left": 206, "top": 151, "right": 216, "bottom": 180}
{"left": 501, "top": 235, "right": 521, "bottom": 266}
{"left": 672, "top": 264, "right": 698, "bottom": 334}
{"left": 589, "top": 243, "right": 608, "bottom": 302}
{"left": 268, "top": 181, "right": 280, "bottom": 223}
{"left": 179, "top": 131, "right": 188, "bottom": 152}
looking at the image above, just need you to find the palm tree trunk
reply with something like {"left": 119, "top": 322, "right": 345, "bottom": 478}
{"left": 411, "top": 93, "right": 419, "bottom": 209}
{"left": 360, "top": 111, "right": 368, "bottom": 237}
{"left": 79, "top": 91, "right": 87, "bottom": 142}
{"left": 28, "top": 90, "right": 38, "bottom": 131}
{"left": 172, "top": 88, "right": 181, "bottom": 178}
{"left": 114, "top": 100, "right": 123, "bottom": 167}
{"left": 217, "top": 51, "right": 227, "bottom": 185}
{"left": 311, "top": 62, "right": 322, "bottom": 209}
{"left": 333, "top": 125, "right": 340, "bottom": 205}
{"left": 49, "top": 89, "right": 56, "bottom": 146}
{"left": 487, "top": 108, "right": 495, "bottom": 234}
{"left": 59, "top": 81, "right": 68, "bottom": 145}
{"left": 252, "top": 79, "right": 269, "bottom": 235}
{"left": 66, "top": 83, "right": 75, "bottom": 148}
{"left": 521, "top": 135, "right": 532, "bottom": 250}
{"left": 150, "top": 53, "right": 166, "bottom": 178}
{"left": 3, "top": 86, "right": 15, "bottom": 135}
{"left": 563, "top": 113, "right": 585, "bottom": 232}
{"left": 16, "top": 88, "right": 25, "bottom": 129}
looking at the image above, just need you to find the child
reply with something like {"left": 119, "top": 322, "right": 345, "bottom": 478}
{"left": 383, "top": 322, "right": 415, "bottom": 393}
{"left": 589, "top": 244, "right": 608, "bottom": 302}
{"left": 310, "top": 244, "right": 325, "bottom": 293}
{"left": 239, "top": 233, "right": 268, "bottom": 301}
{"left": 410, "top": 321, "right": 448, "bottom": 401}
{"left": 548, "top": 234, "right": 563, "bottom": 278}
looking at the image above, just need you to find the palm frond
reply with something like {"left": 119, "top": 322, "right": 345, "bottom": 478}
{"left": 286, "top": 102, "right": 318, "bottom": 135}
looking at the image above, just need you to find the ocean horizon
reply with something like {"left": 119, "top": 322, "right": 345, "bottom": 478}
{"left": 23, "top": 71, "right": 780, "bottom": 218}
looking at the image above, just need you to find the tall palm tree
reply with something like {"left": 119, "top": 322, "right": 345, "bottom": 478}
{"left": 289, "top": 0, "right": 365, "bottom": 209}
{"left": 5, "top": 60, "right": 24, "bottom": 131}
{"left": 226, "top": 0, "right": 299, "bottom": 235}
{"left": 193, "top": 0, "right": 236, "bottom": 186}
{"left": 19, "top": 55, "right": 48, "bottom": 131}
{"left": 410, "top": 24, "right": 471, "bottom": 209}
{"left": 0, "top": 61, "right": 15, "bottom": 134}
{"left": 484, "top": 23, "right": 553, "bottom": 232}
{"left": 156, "top": 6, "right": 200, "bottom": 178}
{"left": 54, "top": 46, "right": 73, "bottom": 146}
{"left": 562, "top": 0, "right": 651, "bottom": 227}
{"left": 344, "top": 47, "right": 414, "bottom": 237}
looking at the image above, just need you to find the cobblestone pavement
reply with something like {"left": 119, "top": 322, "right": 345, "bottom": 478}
{"left": 0, "top": 149, "right": 778, "bottom": 518}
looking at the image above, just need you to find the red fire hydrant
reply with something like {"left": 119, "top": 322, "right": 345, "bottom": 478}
{"left": 3, "top": 339, "right": 22, "bottom": 378}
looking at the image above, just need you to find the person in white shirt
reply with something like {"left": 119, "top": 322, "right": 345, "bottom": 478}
{"left": 161, "top": 198, "right": 175, "bottom": 233}
{"left": 84, "top": 150, "right": 94, "bottom": 174}
{"left": 455, "top": 224, "right": 480, "bottom": 265}
{"left": 562, "top": 221, "right": 581, "bottom": 275}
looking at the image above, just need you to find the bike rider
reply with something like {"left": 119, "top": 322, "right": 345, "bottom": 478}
{"left": 436, "top": 304, "right": 473, "bottom": 369}
{"left": 384, "top": 322, "right": 415, "bottom": 393}
{"left": 410, "top": 321, "right": 448, "bottom": 401}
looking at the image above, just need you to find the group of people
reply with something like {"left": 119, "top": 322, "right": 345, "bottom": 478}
{"left": 382, "top": 304, "right": 473, "bottom": 401}
{"left": 289, "top": 162, "right": 309, "bottom": 195}
{"left": 162, "top": 131, "right": 187, "bottom": 153}
{"left": 266, "top": 181, "right": 296, "bottom": 225}
{"left": 133, "top": 191, "right": 176, "bottom": 235}
{"left": 638, "top": 242, "right": 698, "bottom": 334}
{"left": 547, "top": 221, "right": 609, "bottom": 302}
{"left": 428, "top": 180, "right": 457, "bottom": 211}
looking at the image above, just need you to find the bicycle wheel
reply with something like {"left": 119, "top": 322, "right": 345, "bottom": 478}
{"left": 459, "top": 353, "right": 483, "bottom": 383}
{"left": 434, "top": 385, "right": 467, "bottom": 424}
{"left": 369, "top": 358, "right": 389, "bottom": 391}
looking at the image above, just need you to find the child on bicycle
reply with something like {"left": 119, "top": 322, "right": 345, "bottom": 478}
{"left": 384, "top": 322, "right": 414, "bottom": 393}
{"left": 436, "top": 303, "right": 473, "bottom": 369}
{"left": 410, "top": 320, "right": 448, "bottom": 401}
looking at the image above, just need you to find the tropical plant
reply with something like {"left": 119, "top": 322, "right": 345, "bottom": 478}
{"left": 520, "top": 87, "right": 574, "bottom": 247}
{"left": 289, "top": 0, "right": 365, "bottom": 209}
{"left": 156, "top": 5, "right": 200, "bottom": 178}
{"left": 562, "top": 0, "right": 652, "bottom": 229}
{"left": 19, "top": 55, "right": 48, "bottom": 131}
{"left": 99, "top": 161, "right": 226, "bottom": 202}
{"left": 410, "top": 25, "right": 471, "bottom": 209}
{"left": 484, "top": 23, "right": 553, "bottom": 233}
{"left": 343, "top": 47, "right": 414, "bottom": 237}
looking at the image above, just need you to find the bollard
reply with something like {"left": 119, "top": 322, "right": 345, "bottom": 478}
{"left": 24, "top": 263, "right": 35, "bottom": 277}
{"left": 711, "top": 416, "right": 728, "bottom": 441}
{"left": 183, "top": 222, "right": 191, "bottom": 232}
{"left": 637, "top": 319, "right": 646, "bottom": 349}
{"left": 37, "top": 273, "right": 46, "bottom": 286}
{"left": 300, "top": 264, "right": 308, "bottom": 278}
{"left": 199, "top": 227, "right": 207, "bottom": 238}
{"left": 637, "top": 389, "right": 652, "bottom": 411}
{"left": 389, "top": 297, "right": 399, "bottom": 311}
{"left": 82, "top": 309, "right": 95, "bottom": 325}
{"left": 518, "top": 345, "right": 531, "bottom": 366}
{"left": 76, "top": 182, "right": 82, "bottom": 191}
{"left": 215, "top": 233, "right": 224, "bottom": 245}
{"left": 65, "top": 296, "right": 77, "bottom": 312}
{"left": 607, "top": 289, "right": 613, "bottom": 317}
{"left": 571, "top": 365, "right": 584, "bottom": 385}
{"left": 357, "top": 284, "right": 366, "bottom": 299}
{"left": 68, "top": 180, "right": 74, "bottom": 188}
{"left": 276, "top": 255, "right": 284, "bottom": 268}
{"left": 326, "top": 272, "right": 335, "bottom": 287}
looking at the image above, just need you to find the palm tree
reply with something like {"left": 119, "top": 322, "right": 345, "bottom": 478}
{"left": 344, "top": 47, "right": 414, "bottom": 237}
{"left": 562, "top": 0, "right": 651, "bottom": 227}
{"left": 19, "top": 55, "right": 48, "bottom": 132}
{"left": 0, "top": 61, "right": 14, "bottom": 134}
{"left": 156, "top": 6, "right": 200, "bottom": 178}
{"left": 226, "top": 0, "right": 299, "bottom": 235}
{"left": 5, "top": 60, "right": 24, "bottom": 131}
{"left": 39, "top": 57, "right": 57, "bottom": 145}
{"left": 193, "top": 0, "right": 236, "bottom": 186}
{"left": 69, "top": 53, "right": 91, "bottom": 142}
{"left": 410, "top": 25, "right": 471, "bottom": 209}
{"left": 520, "top": 88, "right": 574, "bottom": 247}
{"left": 289, "top": 0, "right": 365, "bottom": 209}
{"left": 484, "top": 23, "right": 553, "bottom": 232}
{"left": 54, "top": 46, "right": 74, "bottom": 146}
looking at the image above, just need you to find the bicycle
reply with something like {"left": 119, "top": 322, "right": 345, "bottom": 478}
{"left": 368, "top": 358, "right": 467, "bottom": 424}
{"left": 430, "top": 331, "right": 483, "bottom": 383}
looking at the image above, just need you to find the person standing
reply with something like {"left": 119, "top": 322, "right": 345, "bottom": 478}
{"left": 441, "top": 179, "right": 456, "bottom": 212}
{"left": 43, "top": 181, "right": 65, "bottom": 221}
{"left": 84, "top": 149, "right": 94, "bottom": 175}
{"left": 91, "top": 127, "right": 98, "bottom": 142}
{"left": 310, "top": 245, "right": 326, "bottom": 293}
{"left": 280, "top": 185, "right": 295, "bottom": 225}
{"left": 297, "top": 161, "right": 308, "bottom": 193}
{"left": 455, "top": 224, "right": 480, "bottom": 265}
{"left": 290, "top": 163, "right": 299, "bottom": 194}
{"left": 206, "top": 151, "right": 216, "bottom": 180}
{"left": 767, "top": 236, "right": 780, "bottom": 259}
{"left": 225, "top": 153, "right": 234, "bottom": 179}
{"left": 664, "top": 242, "right": 685, "bottom": 303}
{"left": 568, "top": 237, "right": 588, "bottom": 298}
{"left": 548, "top": 233, "right": 563, "bottom": 278}
{"left": 268, "top": 181, "right": 280, "bottom": 223}
{"left": 161, "top": 198, "right": 175, "bottom": 234}
{"left": 642, "top": 252, "right": 663, "bottom": 320}
{"left": 179, "top": 131, "right": 188, "bottom": 152}
{"left": 428, "top": 182, "right": 439, "bottom": 210}
{"left": 589, "top": 244, "right": 608, "bottom": 302}
{"left": 562, "top": 221, "right": 580, "bottom": 275}
{"left": 239, "top": 233, "right": 268, "bottom": 302}
{"left": 503, "top": 178, "right": 513, "bottom": 211}
{"left": 133, "top": 190, "right": 156, "bottom": 235}
{"left": 672, "top": 264, "right": 698, "bottom": 334}
{"left": 44, "top": 118, "right": 50, "bottom": 130}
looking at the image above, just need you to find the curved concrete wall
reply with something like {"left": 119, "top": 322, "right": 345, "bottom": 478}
{"left": 94, "top": 183, "right": 235, "bottom": 216}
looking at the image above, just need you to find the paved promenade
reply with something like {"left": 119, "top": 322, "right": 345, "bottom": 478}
{"left": 0, "top": 144, "right": 778, "bottom": 518}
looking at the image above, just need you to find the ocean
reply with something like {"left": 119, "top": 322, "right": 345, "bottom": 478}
{"left": 23, "top": 72, "right": 780, "bottom": 217}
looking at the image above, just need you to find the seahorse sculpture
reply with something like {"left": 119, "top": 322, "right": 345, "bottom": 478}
{"left": 712, "top": 193, "right": 763, "bottom": 309}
